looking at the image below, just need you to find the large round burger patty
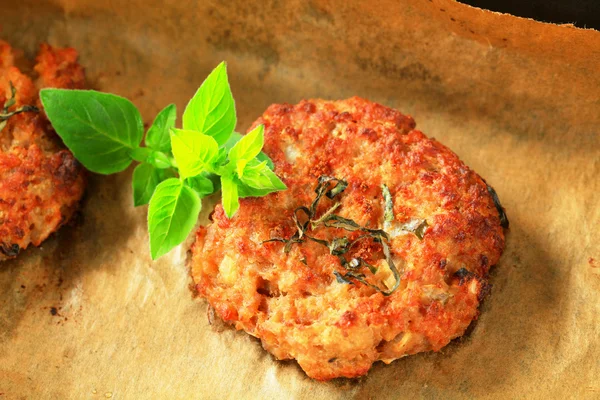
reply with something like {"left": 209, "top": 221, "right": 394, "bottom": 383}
{"left": 0, "top": 42, "right": 86, "bottom": 261}
{"left": 190, "top": 97, "right": 506, "bottom": 380}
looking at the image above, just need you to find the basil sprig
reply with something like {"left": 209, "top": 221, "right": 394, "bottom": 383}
{"left": 40, "top": 62, "right": 286, "bottom": 259}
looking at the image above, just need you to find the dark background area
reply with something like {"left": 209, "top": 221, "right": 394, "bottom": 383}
{"left": 461, "top": 0, "right": 600, "bottom": 30}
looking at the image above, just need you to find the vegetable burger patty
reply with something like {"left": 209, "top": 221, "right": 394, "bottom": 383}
{"left": 190, "top": 97, "right": 507, "bottom": 380}
{"left": 0, "top": 42, "right": 86, "bottom": 261}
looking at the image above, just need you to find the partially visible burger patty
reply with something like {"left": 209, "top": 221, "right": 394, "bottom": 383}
{"left": 0, "top": 42, "right": 86, "bottom": 261}
{"left": 190, "top": 97, "right": 506, "bottom": 380}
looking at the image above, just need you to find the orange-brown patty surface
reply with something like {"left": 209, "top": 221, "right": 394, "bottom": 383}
{"left": 191, "top": 97, "right": 506, "bottom": 380}
{"left": 0, "top": 42, "right": 86, "bottom": 260}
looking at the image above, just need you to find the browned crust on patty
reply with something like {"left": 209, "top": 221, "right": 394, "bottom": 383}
{"left": 0, "top": 41, "right": 86, "bottom": 261}
{"left": 191, "top": 97, "right": 505, "bottom": 380}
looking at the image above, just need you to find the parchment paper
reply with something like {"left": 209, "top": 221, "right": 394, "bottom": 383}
{"left": 1, "top": 0, "right": 599, "bottom": 398}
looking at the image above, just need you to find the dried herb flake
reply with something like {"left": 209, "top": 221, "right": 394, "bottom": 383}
{"left": 382, "top": 184, "right": 394, "bottom": 222}
{"left": 0, "top": 82, "right": 39, "bottom": 132}
{"left": 263, "top": 176, "right": 403, "bottom": 296}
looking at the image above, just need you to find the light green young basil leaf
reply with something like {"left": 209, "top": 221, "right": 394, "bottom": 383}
{"left": 223, "top": 131, "right": 274, "bottom": 169}
{"left": 255, "top": 150, "right": 275, "bottom": 171}
{"left": 220, "top": 176, "right": 240, "bottom": 218}
{"left": 236, "top": 159, "right": 249, "bottom": 178}
{"left": 186, "top": 174, "right": 215, "bottom": 197}
{"left": 170, "top": 128, "right": 219, "bottom": 179}
{"left": 245, "top": 159, "right": 268, "bottom": 172}
{"left": 213, "top": 147, "right": 229, "bottom": 169}
{"left": 240, "top": 159, "right": 286, "bottom": 191}
{"left": 40, "top": 89, "right": 143, "bottom": 174}
{"left": 146, "top": 103, "right": 177, "bottom": 152}
{"left": 222, "top": 132, "right": 243, "bottom": 149}
{"left": 237, "top": 159, "right": 264, "bottom": 179}
{"left": 228, "top": 124, "right": 264, "bottom": 162}
{"left": 182, "top": 62, "right": 236, "bottom": 145}
{"left": 132, "top": 163, "right": 175, "bottom": 207}
{"left": 148, "top": 178, "right": 201, "bottom": 260}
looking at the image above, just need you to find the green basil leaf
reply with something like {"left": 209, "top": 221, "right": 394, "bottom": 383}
{"left": 40, "top": 89, "right": 143, "bottom": 174}
{"left": 147, "top": 151, "right": 172, "bottom": 169}
{"left": 228, "top": 124, "right": 263, "bottom": 162}
{"left": 256, "top": 150, "right": 275, "bottom": 170}
{"left": 146, "top": 103, "right": 177, "bottom": 152}
{"left": 132, "top": 163, "right": 175, "bottom": 207}
{"left": 220, "top": 176, "right": 240, "bottom": 218}
{"left": 237, "top": 182, "right": 279, "bottom": 198}
{"left": 235, "top": 159, "right": 247, "bottom": 177}
{"left": 240, "top": 159, "right": 286, "bottom": 191}
{"left": 224, "top": 131, "right": 275, "bottom": 170}
{"left": 129, "top": 147, "right": 152, "bottom": 162}
{"left": 170, "top": 128, "right": 219, "bottom": 179}
{"left": 382, "top": 184, "right": 394, "bottom": 222}
{"left": 186, "top": 174, "right": 215, "bottom": 197}
{"left": 148, "top": 178, "right": 201, "bottom": 260}
{"left": 182, "top": 62, "right": 236, "bottom": 145}
{"left": 200, "top": 171, "right": 222, "bottom": 192}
